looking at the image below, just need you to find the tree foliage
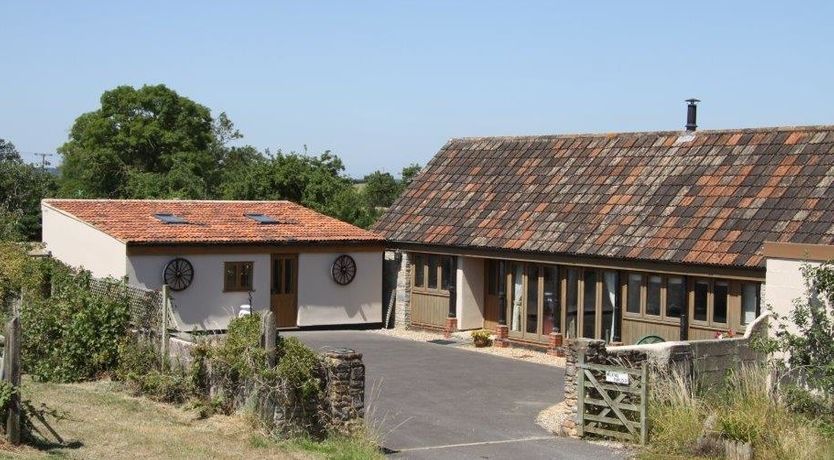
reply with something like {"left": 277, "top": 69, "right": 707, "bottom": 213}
{"left": 0, "top": 139, "right": 57, "bottom": 241}
{"left": 48, "top": 84, "right": 416, "bottom": 228}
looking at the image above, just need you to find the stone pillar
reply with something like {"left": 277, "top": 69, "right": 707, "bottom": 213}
{"left": 394, "top": 252, "right": 412, "bottom": 329}
{"left": 444, "top": 317, "right": 457, "bottom": 338}
{"left": 323, "top": 348, "right": 365, "bottom": 434}
{"left": 560, "top": 338, "right": 607, "bottom": 438}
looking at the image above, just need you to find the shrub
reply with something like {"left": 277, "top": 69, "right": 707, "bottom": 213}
{"left": 275, "top": 336, "right": 322, "bottom": 401}
{"left": 471, "top": 329, "right": 492, "bottom": 347}
{"left": 644, "top": 366, "right": 834, "bottom": 459}
{"left": 22, "top": 266, "right": 131, "bottom": 382}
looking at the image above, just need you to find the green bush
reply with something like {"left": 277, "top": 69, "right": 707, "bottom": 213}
{"left": 22, "top": 266, "right": 131, "bottom": 382}
{"left": 275, "top": 336, "right": 322, "bottom": 401}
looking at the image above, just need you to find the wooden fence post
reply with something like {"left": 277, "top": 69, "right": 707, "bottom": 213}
{"left": 262, "top": 311, "right": 277, "bottom": 367}
{"left": 640, "top": 361, "right": 649, "bottom": 445}
{"left": 4, "top": 317, "right": 21, "bottom": 445}
{"left": 161, "top": 285, "right": 169, "bottom": 363}
{"left": 576, "top": 349, "right": 586, "bottom": 437}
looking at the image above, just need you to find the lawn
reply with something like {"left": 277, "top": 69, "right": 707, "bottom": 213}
{"left": 0, "top": 378, "right": 379, "bottom": 460}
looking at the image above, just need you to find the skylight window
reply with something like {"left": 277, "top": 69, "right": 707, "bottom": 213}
{"left": 244, "top": 213, "right": 280, "bottom": 225}
{"left": 154, "top": 213, "right": 188, "bottom": 224}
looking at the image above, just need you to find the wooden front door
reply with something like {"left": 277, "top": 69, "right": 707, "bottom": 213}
{"left": 271, "top": 254, "right": 298, "bottom": 328}
{"left": 483, "top": 259, "right": 501, "bottom": 331}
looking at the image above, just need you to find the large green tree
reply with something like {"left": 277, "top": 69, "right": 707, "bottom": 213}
{"left": 58, "top": 84, "right": 216, "bottom": 198}
{"left": 363, "top": 171, "right": 399, "bottom": 209}
{"left": 0, "top": 139, "right": 57, "bottom": 241}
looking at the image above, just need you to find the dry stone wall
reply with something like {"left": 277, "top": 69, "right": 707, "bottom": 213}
{"left": 560, "top": 314, "right": 770, "bottom": 438}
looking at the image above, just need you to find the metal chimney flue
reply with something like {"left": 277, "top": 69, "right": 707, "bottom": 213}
{"left": 685, "top": 98, "right": 700, "bottom": 131}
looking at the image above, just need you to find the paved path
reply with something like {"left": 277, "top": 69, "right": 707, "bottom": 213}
{"left": 286, "top": 330, "right": 625, "bottom": 459}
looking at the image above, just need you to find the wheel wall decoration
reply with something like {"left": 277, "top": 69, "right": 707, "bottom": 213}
{"left": 331, "top": 255, "right": 357, "bottom": 286}
{"left": 163, "top": 257, "right": 194, "bottom": 291}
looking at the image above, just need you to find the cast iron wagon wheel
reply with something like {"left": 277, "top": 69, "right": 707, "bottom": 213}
{"left": 331, "top": 255, "right": 357, "bottom": 286}
{"left": 163, "top": 258, "right": 194, "bottom": 291}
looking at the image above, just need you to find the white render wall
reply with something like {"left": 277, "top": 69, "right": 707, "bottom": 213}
{"left": 296, "top": 251, "right": 382, "bottom": 326}
{"left": 456, "top": 256, "right": 485, "bottom": 330}
{"left": 127, "top": 253, "right": 272, "bottom": 331}
{"left": 764, "top": 257, "right": 821, "bottom": 329}
{"left": 41, "top": 204, "right": 127, "bottom": 279}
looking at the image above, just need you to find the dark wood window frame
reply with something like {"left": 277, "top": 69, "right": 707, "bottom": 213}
{"left": 622, "top": 271, "right": 682, "bottom": 324}
{"left": 412, "top": 253, "right": 453, "bottom": 295}
{"left": 689, "top": 277, "right": 732, "bottom": 329}
{"left": 224, "top": 261, "right": 254, "bottom": 292}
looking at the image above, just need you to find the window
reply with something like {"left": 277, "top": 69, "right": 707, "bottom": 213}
{"left": 601, "top": 271, "right": 617, "bottom": 342}
{"left": 441, "top": 257, "right": 453, "bottom": 290}
{"left": 566, "top": 269, "right": 579, "bottom": 338}
{"left": 741, "top": 283, "right": 760, "bottom": 325}
{"left": 713, "top": 281, "right": 728, "bottom": 324}
{"left": 413, "top": 254, "right": 424, "bottom": 287}
{"left": 627, "top": 273, "right": 642, "bottom": 314}
{"left": 646, "top": 275, "right": 662, "bottom": 316}
{"left": 153, "top": 213, "right": 187, "bottom": 224}
{"left": 486, "top": 260, "right": 499, "bottom": 295}
{"left": 582, "top": 270, "right": 597, "bottom": 338}
{"left": 526, "top": 265, "right": 540, "bottom": 334}
{"left": 427, "top": 255, "right": 438, "bottom": 289}
{"left": 272, "top": 257, "right": 295, "bottom": 294}
{"left": 667, "top": 277, "right": 685, "bottom": 318}
{"left": 543, "top": 265, "right": 559, "bottom": 333}
{"left": 412, "top": 253, "right": 454, "bottom": 293}
{"left": 694, "top": 280, "right": 709, "bottom": 322}
{"left": 225, "top": 262, "right": 253, "bottom": 291}
{"left": 244, "top": 212, "right": 279, "bottom": 224}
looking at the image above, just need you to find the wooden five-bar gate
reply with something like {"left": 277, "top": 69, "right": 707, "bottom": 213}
{"left": 577, "top": 352, "right": 648, "bottom": 444}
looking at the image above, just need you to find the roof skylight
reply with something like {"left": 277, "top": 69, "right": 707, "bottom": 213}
{"left": 244, "top": 212, "right": 280, "bottom": 225}
{"left": 154, "top": 213, "right": 188, "bottom": 224}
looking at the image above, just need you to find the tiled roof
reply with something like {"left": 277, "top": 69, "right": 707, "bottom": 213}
{"left": 373, "top": 126, "right": 834, "bottom": 269}
{"left": 44, "top": 199, "right": 382, "bottom": 245}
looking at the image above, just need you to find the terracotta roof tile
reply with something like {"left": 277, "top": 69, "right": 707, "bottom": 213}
{"left": 373, "top": 125, "right": 834, "bottom": 269}
{"left": 44, "top": 199, "right": 382, "bottom": 245}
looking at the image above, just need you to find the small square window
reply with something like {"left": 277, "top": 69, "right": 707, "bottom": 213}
{"left": 224, "top": 262, "right": 253, "bottom": 291}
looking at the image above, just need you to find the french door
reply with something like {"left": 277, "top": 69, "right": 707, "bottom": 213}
{"left": 507, "top": 262, "right": 559, "bottom": 342}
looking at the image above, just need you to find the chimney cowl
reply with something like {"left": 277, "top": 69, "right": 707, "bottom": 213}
{"left": 685, "top": 98, "right": 700, "bottom": 131}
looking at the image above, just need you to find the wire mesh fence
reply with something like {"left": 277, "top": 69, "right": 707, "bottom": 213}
{"left": 90, "top": 279, "right": 176, "bottom": 335}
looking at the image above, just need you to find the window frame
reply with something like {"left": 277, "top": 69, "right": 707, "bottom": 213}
{"left": 411, "top": 253, "right": 453, "bottom": 295}
{"left": 689, "top": 277, "right": 734, "bottom": 329}
{"left": 224, "top": 261, "right": 254, "bottom": 292}
{"left": 622, "top": 271, "right": 682, "bottom": 324}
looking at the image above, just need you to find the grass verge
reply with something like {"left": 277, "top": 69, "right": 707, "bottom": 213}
{"left": 641, "top": 366, "right": 834, "bottom": 460}
{"left": 0, "top": 377, "right": 381, "bottom": 460}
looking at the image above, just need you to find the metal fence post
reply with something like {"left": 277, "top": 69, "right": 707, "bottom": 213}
{"left": 161, "top": 285, "right": 169, "bottom": 363}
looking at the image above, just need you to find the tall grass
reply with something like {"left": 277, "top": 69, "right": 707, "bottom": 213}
{"left": 644, "top": 366, "right": 834, "bottom": 460}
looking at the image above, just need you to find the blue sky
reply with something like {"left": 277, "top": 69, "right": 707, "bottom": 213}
{"left": 2, "top": 1, "right": 833, "bottom": 176}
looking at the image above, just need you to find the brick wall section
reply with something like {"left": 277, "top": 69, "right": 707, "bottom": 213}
{"left": 560, "top": 314, "right": 769, "bottom": 438}
{"left": 394, "top": 251, "right": 411, "bottom": 328}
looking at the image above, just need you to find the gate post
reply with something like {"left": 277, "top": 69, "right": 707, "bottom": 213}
{"left": 4, "top": 317, "right": 21, "bottom": 445}
{"left": 576, "top": 349, "right": 585, "bottom": 437}
{"left": 640, "top": 361, "right": 649, "bottom": 445}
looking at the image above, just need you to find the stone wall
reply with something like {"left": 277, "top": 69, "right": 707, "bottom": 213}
{"left": 393, "top": 251, "right": 411, "bottom": 328}
{"left": 166, "top": 336, "right": 365, "bottom": 437}
{"left": 560, "top": 314, "right": 769, "bottom": 438}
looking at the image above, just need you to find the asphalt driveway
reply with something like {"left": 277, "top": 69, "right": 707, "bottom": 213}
{"left": 285, "top": 330, "right": 625, "bottom": 459}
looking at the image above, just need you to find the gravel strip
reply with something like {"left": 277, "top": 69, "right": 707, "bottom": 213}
{"left": 371, "top": 327, "right": 565, "bottom": 368}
